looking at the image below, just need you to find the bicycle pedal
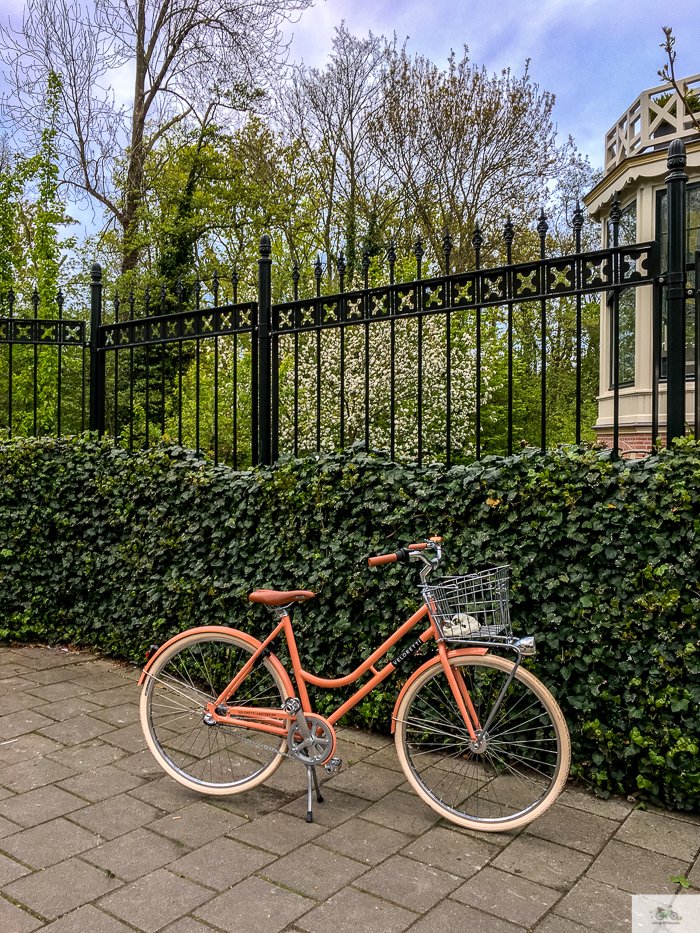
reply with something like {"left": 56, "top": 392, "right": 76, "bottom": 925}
{"left": 324, "top": 757, "right": 342, "bottom": 774}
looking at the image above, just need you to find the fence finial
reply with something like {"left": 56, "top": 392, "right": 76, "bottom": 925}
{"left": 387, "top": 240, "right": 396, "bottom": 285}
{"left": 472, "top": 222, "right": 482, "bottom": 269}
{"left": 442, "top": 230, "right": 452, "bottom": 275}
{"left": 259, "top": 233, "right": 271, "bottom": 258}
{"left": 314, "top": 255, "right": 322, "bottom": 297}
{"left": 91, "top": 262, "right": 102, "bottom": 282}
{"left": 667, "top": 136, "right": 687, "bottom": 174}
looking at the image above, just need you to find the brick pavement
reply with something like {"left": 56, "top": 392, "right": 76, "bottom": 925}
{"left": 0, "top": 644, "right": 697, "bottom": 932}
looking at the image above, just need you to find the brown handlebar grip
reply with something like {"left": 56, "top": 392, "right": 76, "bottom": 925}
{"left": 368, "top": 553, "right": 398, "bottom": 566}
{"left": 408, "top": 543, "right": 428, "bottom": 550}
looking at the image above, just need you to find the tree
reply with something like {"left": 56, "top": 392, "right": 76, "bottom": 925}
{"left": 277, "top": 24, "right": 394, "bottom": 286}
{"left": 368, "top": 48, "right": 573, "bottom": 272}
{"left": 658, "top": 27, "right": 700, "bottom": 133}
{"left": 0, "top": 0, "right": 312, "bottom": 273}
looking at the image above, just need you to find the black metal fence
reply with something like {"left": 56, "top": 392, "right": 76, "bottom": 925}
{"left": 2, "top": 141, "right": 697, "bottom": 466}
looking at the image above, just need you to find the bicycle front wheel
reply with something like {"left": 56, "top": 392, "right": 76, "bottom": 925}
{"left": 140, "top": 630, "right": 290, "bottom": 795}
{"left": 395, "top": 654, "right": 570, "bottom": 831}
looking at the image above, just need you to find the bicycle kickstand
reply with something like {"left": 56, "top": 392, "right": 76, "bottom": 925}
{"left": 305, "top": 765, "right": 324, "bottom": 823}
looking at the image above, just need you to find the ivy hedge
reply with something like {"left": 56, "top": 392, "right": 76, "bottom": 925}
{"left": 1, "top": 433, "right": 700, "bottom": 810}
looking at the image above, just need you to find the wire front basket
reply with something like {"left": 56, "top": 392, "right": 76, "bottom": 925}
{"left": 421, "top": 566, "right": 512, "bottom": 642}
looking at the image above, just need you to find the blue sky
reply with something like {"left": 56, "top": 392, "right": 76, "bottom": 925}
{"left": 283, "top": 0, "right": 700, "bottom": 168}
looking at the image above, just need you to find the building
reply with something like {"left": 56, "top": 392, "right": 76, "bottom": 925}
{"left": 584, "top": 74, "right": 700, "bottom": 453}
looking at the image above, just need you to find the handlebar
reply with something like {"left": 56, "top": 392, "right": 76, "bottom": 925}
{"left": 367, "top": 537, "right": 442, "bottom": 568}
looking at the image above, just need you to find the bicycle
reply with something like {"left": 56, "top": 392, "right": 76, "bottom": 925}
{"left": 138, "top": 537, "right": 571, "bottom": 832}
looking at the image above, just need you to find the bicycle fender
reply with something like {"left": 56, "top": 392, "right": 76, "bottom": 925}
{"left": 138, "top": 626, "right": 295, "bottom": 698}
{"left": 390, "top": 647, "right": 488, "bottom": 734}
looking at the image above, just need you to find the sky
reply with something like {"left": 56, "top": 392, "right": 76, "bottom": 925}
{"left": 1, "top": 0, "right": 698, "bottom": 233}
{"left": 281, "top": 0, "right": 700, "bottom": 169}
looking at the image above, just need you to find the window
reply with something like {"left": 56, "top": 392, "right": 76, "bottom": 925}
{"left": 655, "top": 183, "right": 700, "bottom": 378}
{"left": 607, "top": 199, "right": 636, "bottom": 387}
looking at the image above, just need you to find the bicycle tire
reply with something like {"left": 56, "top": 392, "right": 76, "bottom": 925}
{"left": 394, "top": 653, "right": 570, "bottom": 831}
{"left": 140, "top": 629, "right": 290, "bottom": 795}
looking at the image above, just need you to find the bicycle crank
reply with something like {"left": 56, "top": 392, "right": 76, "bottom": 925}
{"left": 286, "top": 712, "right": 336, "bottom": 766}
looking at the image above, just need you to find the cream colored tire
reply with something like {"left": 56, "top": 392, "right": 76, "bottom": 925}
{"left": 395, "top": 654, "right": 570, "bottom": 831}
{"left": 140, "top": 630, "right": 290, "bottom": 795}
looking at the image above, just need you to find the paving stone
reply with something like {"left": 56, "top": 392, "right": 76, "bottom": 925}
{"left": 335, "top": 729, "right": 392, "bottom": 750}
{"left": 558, "top": 786, "right": 633, "bottom": 822}
{"left": 689, "top": 857, "right": 700, "bottom": 888}
{"left": 149, "top": 801, "right": 248, "bottom": 848}
{"left": 0, "top": 784, "right": 87, "bottom": 827}
{"left": 525, "top": 803, "right": 618, "bottom": 854}
{"left": 439, "top": 816, "right": 523, "bottom": 850}
{"left": 98, "top": 868, "right": 212, "bottom": 932}
{"left": 207, "top": 784, "right": 295, "bottom": 822}
{"left": 21, "top": 666, "right": 88, "bottom": 686}
{"left": 40, "top": 904, "right": 136, "bottom": 932}
{"left": 262, "top": 841, "right": 367, "bottom": 899}
{"left": 282, "top": 788, "right": 370, "bottom": 827}
{"left": 492, "top": 834, "right": 593, "bottom": 892}
{"left": 29, "top": 697, "right": 102, "bottom": 722}
{"left": 409, "top": 898, "right": 526, "bottom": 933}
{"left": 615, "top": 808, "right": 700, "bottom": 860}
{"left": 534, "top": 917, "right": 592, "bottom": 933}
{"left": 195, "top": 875, "right": 313, "bottom": 933}
{"left": 362, "top": 744, "right": 404, "bottom": 772}
{"left": 586, "top": 839, "right": 689, "bottom": 894}
{"left": 0, "top": 893, "right": 43, "bottom": 931}
{"left": 3, "top": 856, "right": 121, "bottom": 920}
{"left": 1, "top": 817, "right": 101, "bottom": 868}
{"left": 229, "top": 809, "right": 326, "bottom": 856}
{"left": 162, "top": 920, "right": 217, "bottom": 933}
{"left": 72, "top": 672, "right": 134, "bottom": 693}
{"left": 356, "top": 853, "right": 461, "bottom": 912}
{"left": 38, "top": 714, "right": 116, "bottom": 745}
{"left": 0, "top": 708, "right": 55, "bottom": 739}
{"left": 90, "top": 686, "right": 144, "bottom": 708}
{"left": 0, "top": 693, "right": 47, "bottom": 716}
{"left": 297, "top": 886, "right": 415, "bottom": 933}
{"left": 128, "top": 776, "right": 202, "bottom": 813}
{"left": 0, "top": 813, "right": 22, "bottom": 838}
{"left": 451, "top": 865, "right": 560, "bottom": 927}
{"left": 162, "top": 920, "right": 218, "bottom": 933}
{"left": 100, "top": 722, "right": 149, "bottom": 753}
{"left": 263, "top": 758, "right": 330, "bottom": 794}
{"left": 113, "top": 749, "right": 167, "bottom": 778}
{"left": 0, "top": 733, "right": 64, "bottom": 765}
{"left": 46, "top": 740, "right": 127, "bottom": 772}
{"left": 24, "top": 681, "right": 91, "bottom": 703}
{"left": 333, "top": 738, "right": 374, "bottom": 764}
{"left": 169, "top": 835, "right": 276, "bottom": 890}
{"left": 361, "top": 789, "right": 440, "bottom": 836}
{"left": 326, "top": 762, "right": 405, "bottom": 801}
{"left": 57, "top": 764, "right": 145, "bottom": 802}
{"left": 0, "top": 756, "right": 75, "bottom": 793}
{"left": 70, "top": 793, "right": 162, "bottom": 839}
{"left": 402, "top": 826, "right": 498, "bottom": 878}
{"left": 317, "top": 816, "right": 410, "bottom": 866}
{"left": 0, "top": 851, "right": 31, "bottom": 884}
{"left": 553, "top": 877, "right": 632, "bottom": 932}
{"left": 90, "top": 703, "right": 141, "bottom": 727}
{"left": 83, "top": 827, "right": 186, "bottom": 881}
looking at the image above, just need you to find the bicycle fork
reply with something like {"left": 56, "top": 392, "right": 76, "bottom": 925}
{"left": 439, "top": 645, "right": 522, "bottom": 744}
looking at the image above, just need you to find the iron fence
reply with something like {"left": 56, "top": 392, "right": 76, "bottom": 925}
{"left": 1, "top": 141, "right": 696, "bottom": 466}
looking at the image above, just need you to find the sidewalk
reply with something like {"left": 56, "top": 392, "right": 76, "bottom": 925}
{"left": 0, "top": 644, "right": 697, "bottom": 932}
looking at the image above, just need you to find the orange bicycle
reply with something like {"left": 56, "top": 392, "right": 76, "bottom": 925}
{"left": 139, "top": 537, "right": 570, "bottom": 831}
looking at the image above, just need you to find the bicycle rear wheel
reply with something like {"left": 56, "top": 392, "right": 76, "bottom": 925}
{"left": 394, "top": 653, "right": 570, "bottom": 831}
{"left": 140, "top": 630, "right": 290, "bottom": 795}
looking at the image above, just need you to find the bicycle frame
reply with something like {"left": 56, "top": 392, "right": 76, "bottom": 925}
{"left": 204, "top": 603, "right": 485, "bottom": 743}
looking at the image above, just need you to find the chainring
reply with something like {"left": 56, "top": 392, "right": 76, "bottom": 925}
{"left": 286, "top": 714, "right": 336, "bottom": 765}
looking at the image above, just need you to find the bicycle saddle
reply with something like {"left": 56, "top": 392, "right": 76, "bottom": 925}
{"left": 248, "top": 589, "right": 316, "bottom": 607}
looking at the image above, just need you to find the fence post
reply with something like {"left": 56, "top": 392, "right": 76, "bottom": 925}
{"left": 257, "top": 234, "right": 272, "bottom": 465}
{"left": 665, "top": 138, "right": 688, "bottom": 443}
{"left": 89, "top": 261, "right": 105, "bottom": 435}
